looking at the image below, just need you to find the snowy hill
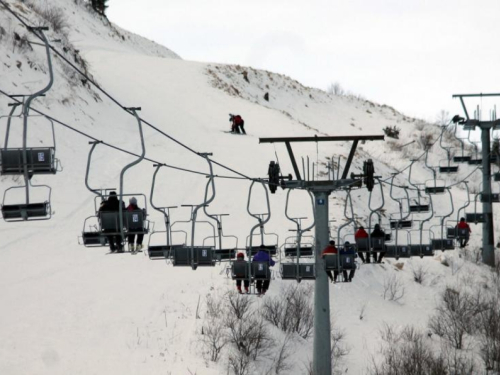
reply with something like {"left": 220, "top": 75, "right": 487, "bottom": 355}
{"left": 0, "top": 1, "right": 498, "bottom": 375}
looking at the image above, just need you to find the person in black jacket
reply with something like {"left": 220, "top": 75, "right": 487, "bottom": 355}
{"left": 371, "top": 224, "right": 385, "bottom": 263}
{"left": 99, "top": 191, "right": 125, "bottom": 252}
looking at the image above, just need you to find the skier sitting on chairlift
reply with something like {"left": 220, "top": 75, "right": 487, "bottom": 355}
{"left": 252, "top": 245, "right": 275, "bottom": 295}
{"left": 126, "top": 197, "right": 145, "bottom": 253}
{"left": 355, "top": 226, "right": 369, "bottom": 263}
{"left": 456, "top": 217, "right": 471, "bottom": 248}
{"left": 370, "top": 224, "right": 386, "bottom": 263}
{"left": 235, "top": 252, "right": 250, "bottom": 294}
{"left": 322, "top": 240, "right": 338, "bottom": 282}
{"left": 99, "top": 191, "right": 125, "bottom": 253}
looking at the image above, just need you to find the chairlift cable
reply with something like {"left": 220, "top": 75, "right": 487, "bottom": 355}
{"left": 0, "top": 89, "right": 245, "bottom": 180}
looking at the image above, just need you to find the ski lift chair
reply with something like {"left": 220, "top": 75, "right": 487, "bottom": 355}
{"left": 425, "top": 180, "right": 446, "bottom": 194}
{"left": 281, "top": 190, "right": 316, "bottom": 282}
{"left": 80, "top": 215, "right": 108, "bottom": 246}
{"left": 468, "top": 158, "right": 483, "bottom": 165}
{"left": 283, "top": 235, "right": 314, "bottom": 257}
{"left": 494, "top": 172, "right": 500, "bottom": 182}
{"left": 409, "top": 229, "right": 434, "bottom": 257}
{"left": 466, "top": 193, "right": 487, "bottom": 223}
{"left": 1, "top": 182, "right": 51, "bottom": 222}
{"left": 324, "top": 253, "right": 356, "bottom": 282}
{"left": 438, "top": 159, "right": 459, "bottom": 174}
{"left": 147, "top": 230, "right": 186, "bottom": 259}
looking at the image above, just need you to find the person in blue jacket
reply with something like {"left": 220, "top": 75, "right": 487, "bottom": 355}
{"left": 252, "top": 245, "right": 275, "bottom": 295}
{"left": 339, "top": 241, "right": 356, "bottom": 282}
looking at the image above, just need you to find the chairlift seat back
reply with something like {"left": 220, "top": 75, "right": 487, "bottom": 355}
{"left": 281, "top": 263, "right": 315, "bottom": 280}
{"left": 431, "top": 239, "right": 455, "bottom": 250}
{"left": 468, "top": 159, "right": 483, "bottom": 165}
{"left": 390, "top": 220, "right": 412, "bottom": 229}
{"left": 148, "top": 245, "right": 172, "bottom": 259}
{"left": 480, "top": 193, "right": 500, "bottom": 203}
{"left": 2, "top": 202, "right": 49, "bottom": 221}
{"left": 99, "top": 211, "right": 121, "bottom": 232}
{"left": 409, "top": 205, "right": 430, "bottom": 213}
{"left": 231, "top": 261, "right": 249, "bottom": 279}
{"left": 284, "top": 246, "right": 313, "bottom": 257}
{"left": 410, "top": 244, "right": 433, "bottom": 257}
{"left": 252, "top": 261, "right": 271, "bottom": 279}
{"left": 457, "top": 228, "right": 469, "bottom": 238}
{"left": 425, "top": 186, "right": 445, "bottom": 194}
{"left": 355, "top": 238, "right": 369, "bottom": 252}
{"left": 171, "top": 246, "right": 215, "bottom": 267}
{"left": 247, "top": 245, "right": 277, "bottom": 256}
{"left": 82, "top": 232, "right": 107, "bottom": 246}
{"left": 324, "top": 254, "right": 340, "bottom": 271}
{"left": 214, "top": 248, "right": 236, "bottom": 260}
{"left": 372, "top": 238, "right": 385, "bottom": 251}
{"left": 453, "top": 156, "right": 471, "bottom": 163}
{"left": 439, "top": 166, "right": 459, "bottom": 173}
{"left": 1, "top": 148, "right": 56, "bottom": 175}
{"left": 494, "top": 173, "right": 500, "bottom": 182}
{"left": 341, "top": 254, "right": 356, "bottom": 270}
{"left": 124, "top": 210, "right": 148, "bottom": 233}
{"left": 465, "top": 213, "right": 486, "bottom": 223}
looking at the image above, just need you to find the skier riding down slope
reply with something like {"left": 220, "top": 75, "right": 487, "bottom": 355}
{"left": 126, "top": 197, "right": 145, "bottom": 253}
{"left": 99, "top": 191, "right": 126, "bottom": 253}
{"left": 252, "top": 245, "right": 275, "bottom": 295}
{"left": 229, "top": 114, "right": 246, "bottom": 134}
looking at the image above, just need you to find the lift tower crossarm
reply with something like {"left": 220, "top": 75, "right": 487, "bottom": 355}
{"left": 259, "top": 135, "right": 385, "bottom": 181}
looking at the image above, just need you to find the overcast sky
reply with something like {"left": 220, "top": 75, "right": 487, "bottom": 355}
{"left": 107, "top": 0, "right": 500, "bottom": 122}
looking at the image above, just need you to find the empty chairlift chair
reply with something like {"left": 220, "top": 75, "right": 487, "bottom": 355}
{"left": 281, "top": 189, "right": 316, "bottom": 282}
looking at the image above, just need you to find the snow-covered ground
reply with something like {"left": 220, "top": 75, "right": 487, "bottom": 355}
{"left": 0, "top": 1, "right": 498, "bottom": 374}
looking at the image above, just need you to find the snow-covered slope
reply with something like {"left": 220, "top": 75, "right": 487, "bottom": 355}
{"left": 0, "top": 1, "right": 498, "bottom": 375}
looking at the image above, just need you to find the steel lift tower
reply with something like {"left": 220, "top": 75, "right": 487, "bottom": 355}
{"left": 259, "top": 135, "right": 384, "bottom": 375}
{"left": 453, "top": 93, "right": 500, "bottom": 267}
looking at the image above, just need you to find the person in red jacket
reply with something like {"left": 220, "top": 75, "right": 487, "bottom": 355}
{"left": 355, "top": 226, "right": 369, "bottom": 263}
{"left": 322, "top": 240, "right": 338, "bottom": 282}
{"left": 230, "top": 114, "right": 246, "bottom": 134}
{"left": 456, "top": 217, "right": 471, "bottom": 248}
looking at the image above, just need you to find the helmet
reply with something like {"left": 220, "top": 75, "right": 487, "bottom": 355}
{"left": 237, "top": 252, "right": 245, "bottom": 259}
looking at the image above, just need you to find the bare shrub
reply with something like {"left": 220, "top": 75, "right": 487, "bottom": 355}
{"left": 327, "top": 81, "right": 345, "bottom": 96}
{"left": 229, "top": 349, "right": 252, "bottom": 375}
{"left": 478, "top": 295, "right": 500, "bottom": 372}
{"left": 383, "top": 125, "right": 400, "bottom": 139}
{"left": 383, "top": 274, "right": 405, "bottom": 302}
{"left": 205, "top": 293, "right": 225, "bottom": 319}
{"left": 331, "top": 325, "right": 350, "bottom": 374}
{"left": 410, "top": 262, "right": 428, "bottom": 284}
{"left": 262, "top": 284, "right": 314, "bottom": 339}
{"left": 369, "top": 324, "right": 447, "bottom": 375}
{"left": 418, "top": 132, "right": 434, "bottom": 151}
{"left": 227, "top": 314, "right": 274, "bottom": 361}
{"left": 12, "top": 32, "right": 32, "bottom": 53}
{"left": 202, "top": 320, "right": 228, "bottom": 362}
{"left": 264, "top": 335, "right": 293, "bottom": 375}
{"left": 227, "top": 292, "right": 253, "bottom": 320}
{"left": 428, "top": 287, "right": 486, "bottom": 349}
{"left": 26, "top": 2, "right": 69, "bottom": 34}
